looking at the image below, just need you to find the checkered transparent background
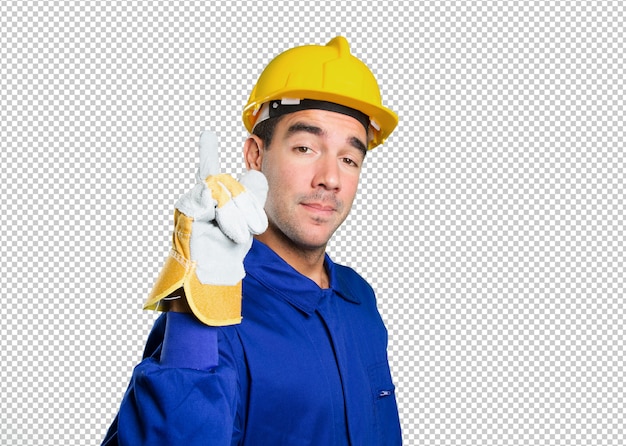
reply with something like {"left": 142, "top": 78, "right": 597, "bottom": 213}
{"left": 1, "top": 1, "right": 624, "bottom": 445}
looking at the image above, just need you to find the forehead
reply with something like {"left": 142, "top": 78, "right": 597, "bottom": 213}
{"left": 276, "top": 108, "right": 368, "bottom": 141}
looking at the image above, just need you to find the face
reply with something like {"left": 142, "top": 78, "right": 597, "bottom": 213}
{"left": 249, "top": 109, "right": 367, "bottom": 254}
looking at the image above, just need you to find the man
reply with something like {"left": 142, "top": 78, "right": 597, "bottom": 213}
{"left": 103, "top": 36, "right": 401, "bottom": 445}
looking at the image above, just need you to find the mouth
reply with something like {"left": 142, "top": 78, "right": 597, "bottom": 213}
{"left": 301, "top": 202, "right": 337, "bottom": 215}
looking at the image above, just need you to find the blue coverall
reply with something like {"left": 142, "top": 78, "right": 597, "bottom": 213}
{"left": 103, "top": 240, "right": 402, "bottom": 445}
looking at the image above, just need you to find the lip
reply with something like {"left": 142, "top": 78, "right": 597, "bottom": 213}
{"left": 301, "top": 202, "right": 337, "bottom": 214}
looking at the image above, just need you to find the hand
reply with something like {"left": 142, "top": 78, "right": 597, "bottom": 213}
{"left": 144, "top": 131, "right": 268, "bottom": 326}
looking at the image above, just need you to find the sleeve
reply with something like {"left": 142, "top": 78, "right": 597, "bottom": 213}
{"left": 101, "top": 313, "right": 240, "bottom": 446}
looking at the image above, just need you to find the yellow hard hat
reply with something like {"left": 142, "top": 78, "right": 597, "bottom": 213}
{"left": 242, "top": 36, "right": 398, "bottom": 150}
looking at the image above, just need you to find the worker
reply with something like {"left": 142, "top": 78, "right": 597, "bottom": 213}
{"left": 102, "top": 36, "right": 402, "bottom": 445}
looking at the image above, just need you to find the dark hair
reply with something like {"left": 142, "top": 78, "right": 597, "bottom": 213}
{"left": 251, "top": 116, "right": 284, "bottom": 148}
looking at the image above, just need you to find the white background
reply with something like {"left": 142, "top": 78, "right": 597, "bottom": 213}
{"left": 1, "top": 1, "right": 624, "bottom": 444}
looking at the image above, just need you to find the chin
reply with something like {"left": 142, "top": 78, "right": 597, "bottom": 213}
{"left": 267, "top": 214, "right": 341, "bottom": 252}
{"left": 291, "top": 231, "right": 334, "bottom": 251}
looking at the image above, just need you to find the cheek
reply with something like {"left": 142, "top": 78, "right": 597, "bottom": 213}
{"left": 341, "top": 174, "right": 360, "bottom": 201}
{"left": 264, "top": 162, "right": 302, "bottom": 193}
{"left": 262, "top": 163, "right": 298, "bottom": 212}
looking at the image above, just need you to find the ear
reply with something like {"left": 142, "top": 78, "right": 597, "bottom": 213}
{"left": 243, "top": 135, "right": 265, "bottom": 171}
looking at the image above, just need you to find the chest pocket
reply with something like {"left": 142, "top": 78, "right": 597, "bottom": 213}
{"left": 368, "top": 361, "right": 402, "bottom": 445}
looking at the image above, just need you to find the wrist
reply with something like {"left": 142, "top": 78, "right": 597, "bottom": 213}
{"left": 166, "top": 294, "right": 192, "bottom": 313}
{"left": 160, "top": 312, "right": 219, "bottom": 370}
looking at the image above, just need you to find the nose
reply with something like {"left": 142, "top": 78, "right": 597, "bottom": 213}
{"left": 312, "top": 155, "right": 341, "bottom": 191}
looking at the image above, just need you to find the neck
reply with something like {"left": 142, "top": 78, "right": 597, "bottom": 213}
{"left": 255, "top": 232, "right": 330, "bottom": 289}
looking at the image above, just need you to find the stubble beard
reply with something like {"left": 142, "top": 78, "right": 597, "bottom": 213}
{"left": 268, "top": 191, "right": 349, "bottom": 254}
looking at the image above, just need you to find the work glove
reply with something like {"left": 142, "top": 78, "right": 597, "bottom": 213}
{"left": 143, "top": 131, "right": 268, "bottom": 326}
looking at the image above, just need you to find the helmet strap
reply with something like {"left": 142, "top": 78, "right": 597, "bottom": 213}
{"left": 254, "top": 99, "right": 370, "bottom": 134}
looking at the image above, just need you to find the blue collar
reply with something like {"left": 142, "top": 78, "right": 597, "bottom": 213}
{"left": 244, "top": 240, "right": 361, "bottom": 315}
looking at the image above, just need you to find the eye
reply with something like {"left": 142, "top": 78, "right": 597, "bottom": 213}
{"left": 341, "top": 157, "right": 359, "bottom": 167}
{"left": 295, "top": 146, "right": 313, "bottom": 154}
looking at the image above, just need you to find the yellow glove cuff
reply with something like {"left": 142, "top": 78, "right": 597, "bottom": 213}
{"left": 143, "top": 253, "right": 243, "bottom": 326}
{"left": 143, "top": 210, "right": 243, "bottom": 326}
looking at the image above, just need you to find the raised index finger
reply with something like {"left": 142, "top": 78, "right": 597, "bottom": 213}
{"left": 197, "top": 130, "right": 221, "bottom": 179}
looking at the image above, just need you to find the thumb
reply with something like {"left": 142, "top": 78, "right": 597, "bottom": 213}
{"left": 197, "top": 130, "right": 220, "bottom": 180}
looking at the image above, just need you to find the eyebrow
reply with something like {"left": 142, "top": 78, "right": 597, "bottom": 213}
{"left": 349, "top": 136, "right": 368, "bottom": 157}
{"left": 286, "top": 122, "right": 367, "bottom": 157}
{"left": 286, "top": 122, "right": 324, "bottom": 138}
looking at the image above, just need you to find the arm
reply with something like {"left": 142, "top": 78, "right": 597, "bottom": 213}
{"left": 102, "top": 313, "right": 239, "bottom": 446}
{"left": 102, "top": 131, "right": 266, "bottom": 445}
